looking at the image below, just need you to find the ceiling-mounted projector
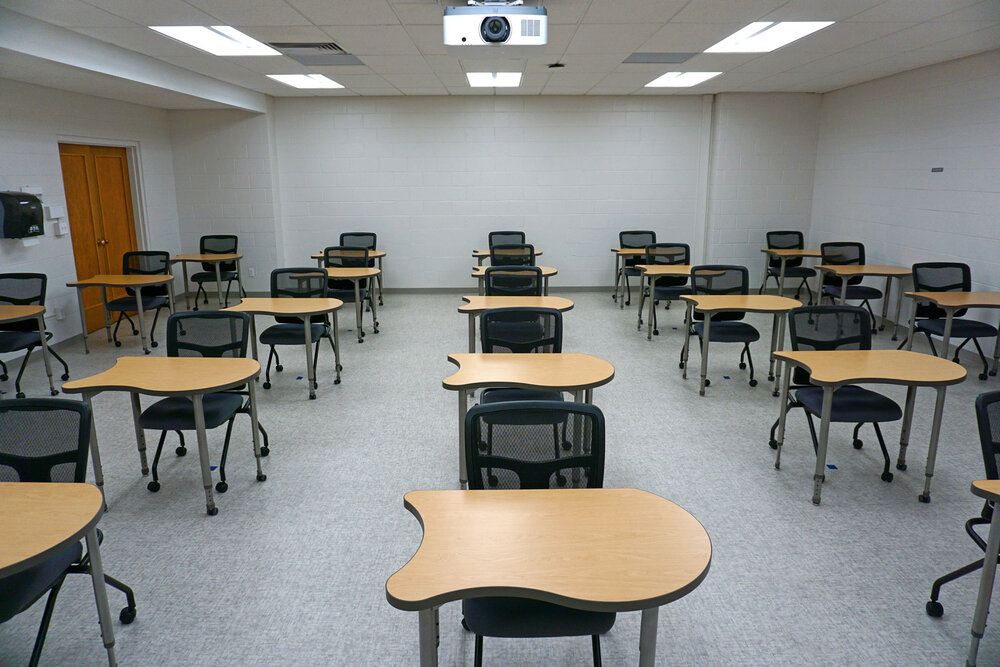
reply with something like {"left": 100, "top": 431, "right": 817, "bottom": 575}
{"left": 444, "top": 1, "right": 547, "bottom": 46}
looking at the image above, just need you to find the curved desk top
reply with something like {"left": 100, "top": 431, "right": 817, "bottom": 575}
{"left": 323, "top": 267, "right": 381, "bottom": 279}
{"left": 443, "top": 353, "right": 614, "bottom": 391}
{"left": 681, "top": 294, "right": 801, "bottom": 313}
{"left": 815, "top": 264, "right": 911, "bottom": 277}
{"left": 774, "top": 349, "right": 966, "bottom": 387}
{"left": 611, "top": 247, "right": 648, "bottom": 256}
{"left": 905, "top": 291, "right": 1000, "bottom": 309}
{"left": 472, "top": 265, "right": 557, "bottom": 278}
{"left": 67, "top": 274, "right": 173, "bottom": 288}
{"left": 0, "top": 304, "right": 44, "bottom": 324}
{"left": 459, "top": 296, "right": 574, "bottom": 313}
{"left": 312, "top": 250, "right": 386, "bottom": 260}
{"left": 637, "top": 264, "right": 694, "bottom": 277}
{"left": 225, "top": 297, "right": 343, "bottom": 316}
{"left": 170, "top": 253, "right": 242, "bottom": 263}
{"left": 63, "top": 356, "right": 261, "bottom": 396}
{"left": 473, "top": 248, "right": 543, "bottom": 259}
{"left": 972, "top": 480, "right": 1000, "bottom": 502}
{"left": 386, "top": 488, "right": 712, "bottom": 612}
{"left": 0, "top": 483, "right": 103, "bottom": 578}
{"left": 761, "top": 248, "right": 823, "bottom": 258}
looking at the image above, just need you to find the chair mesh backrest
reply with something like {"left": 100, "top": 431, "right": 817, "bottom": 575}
{"left": 0, "top": 273, "right": 45, "bottom": 332}
{"left": 691, "top": 265, "right": 748, "bottom": 322}
{"left": 621, "top": 231, "right": 656, "bottom": 268}
{"left": 340, "top": 233, "right": 376, "bottom": 267}
{"left": 645, "top": 243, "right": 689, "bottom": 266}
{"left": 913, "top": 262, "right": 971, "bottom": 319}
{"left": 767, "top": 231, "right": 805, "bottom": 268}
{"left": 465, "top": 401, "right": 605, "bottom": 490}
{"left": 166, "top": 311, "right": 249, "bottom": 358}
{"left": 822, "top": 242, "right": 864, "bottom": 286}
{"left": 123, "top": 251, "right": 170, "bottom": 297}
{"left": 489, "top": 231, "right": 525, "bottom": 247}
{"left": 787, "top": 305, "right": 871, "bottom": 385}
{"left": 0, "top": 399, "right": 90, "bottom": 483}
{"left": 491, "top": 243, "right": 535, "bottom": 267}
{"left": 977, "top": 391, "right": 1000, "bottom": 483}
{"left": 271, "top": 268, "right": 329, "bottom": 324}
{"left": 484, "top": 266, "right": 543, "bottom": 297}
{"left": 481, "top": 307, "right": 562, "bottom": 353}
{"left": 200, "top": 235, "right": 238, "bottom": 272}
{"left": 323, "top": 246, "right": 369, "bottom": 293}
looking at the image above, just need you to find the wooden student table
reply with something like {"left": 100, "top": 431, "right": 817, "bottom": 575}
{"left": 636, "top": 265, "right": 695, "bottom": 339}
{"left": 62, "top": 357, "right": 264, "bottom": 515}
{"left": 473, "top": 247, "right": 543, "bottom": 266}
{"left": 224, "top": 297, "right": 344, "bottom": 399}
{"left": 457, "top": 295, "right": 574, "bottom": 352}
{"left": 169, "top": 253, "right": 244, "bottom": 310}
{"left": 442, "top": 353, "right": 615, "bottom": 487}
{"left": 904, "top": 291, "right": 1000, "bottom": 376}
{"left": 771, "top": 349, "right": 966, "bottom": 505}
{"left": 67, "top": 274, "right": 175, "bottom": 355}
{"left": 472, "top": 265, "right": 557, "bottom": 296}
{"left": 322, "top": 267, "right": 381, "bottom": 343}
{"left": 612, "top": 248, "right": 686, "bottom": 306}
{"left": 679, "top": 295, "right": 801, "bottom": 396}
{"left": 0, "top": 304, "right": 58, "bottom": 396}
{"left": 966, "top": 479, "right": 1000, "bottom": 666}
{"left": 386, "top": 488, "right": 711, "bottom": 667}
{"left": 759, "top": 248, "right": 823, "bottom": 296}
{"left": 815, "top": 264, "right": 911, "bottom": 339}
{"left": 312, "top": 249, "right": 387, "bottom": 305}
{"left": 0, "top": 483, "right": 118, "bottom": 665}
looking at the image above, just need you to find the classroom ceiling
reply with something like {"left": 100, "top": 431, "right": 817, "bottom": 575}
{"left": 0, "top": 0, "right": 998, "bottom": 101}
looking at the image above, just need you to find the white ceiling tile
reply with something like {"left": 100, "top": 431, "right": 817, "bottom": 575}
{"left": 565, "top": 23, "right": 662, "bottom": 54}
{"left": 938, "top": 0, "right": 1000, "bottom": 22}
{"left": 671, "top": 0, "right": 787, "bottom": 24}
{"left": 361, "top": 55, "right": 434, "bottom": 74}
{"left": 762, "top": 0, "right": 888, "bottom": 22}
{"left": 390, "top": 2, "right": 444, "bottom": 26}
{"left": 910, "top": 24, "right": 1000, "bottom": 52}
{"left": 323, "top": 25, "right": 420, "bottom": 55}
{"left": 458, "top": 58, "right": 527, "bottom": 72}
{"left": 240, "top": 25, "right": 335, "bottom": 43}
{"left": 582, "top": 0, "right": 688, "bottom": 24}
{"left": 381, "top": 73, "right": 444, "bottom": 87}
{"left": 639, "top": 22, "right": 747, "bottom": 52}
{"left": 285, "top": 0, "right": 399, "bottom": 25}
{"left": 422, "top": 55, "right": 463, "bottom": 73}
{"left": 543, "top": 0, "right": 591, "bottom": 24}
{"left": 221, "top": 55, "right": 307, "bottom": 74}
{"left": 850, "top": 20, "right": 996, "bottom": 53}
{"left": 184, "top": 0, "right": 311, "bottom": 26}
{"left": 404, "top": 24, "right": 449, "bottom": 56}
{"left": 782, "top": 50, "right": 887, "bottom": 73}
{"left": 662, "top": 53, "right": 761, "bottom": 71}
{"left": 546, "top": 53, "right": 628, "bottom": 73}
{"left": 158, "top": 55, "right": 264, "bottom": 79}
{"left": 84, "top": 0, "right": 219, "bottom": 25}
{"left": 69, "top": 26, "right": 207, "bottom": 57}
{"left": 0, "top": 0, "right": 133, "bottom": 27}
{"left": 850, "top": 0, "right": 984, "bottom": 22}
{"left": 779, "top": 21, "right": 915, "bottom": 55}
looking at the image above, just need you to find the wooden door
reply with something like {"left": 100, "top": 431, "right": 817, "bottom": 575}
{"left": 59, "top": 144, "right": 138, "bottom": 332}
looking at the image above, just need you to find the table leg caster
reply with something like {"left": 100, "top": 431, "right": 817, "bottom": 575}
{"left": 918, "top": 493, "right": 931, "bottom": 503}
{"left": 257, "top": 473, "right": 267, "bottom": 482}
{"left": 207, "top": 506, "right": 219, "bottom": 516}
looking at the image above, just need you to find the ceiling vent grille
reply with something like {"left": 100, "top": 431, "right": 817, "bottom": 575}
{"left": 269, "top": 42, "right": 364, "bottom": 66}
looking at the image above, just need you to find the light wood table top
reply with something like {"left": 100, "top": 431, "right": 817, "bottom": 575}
{"left": 612, "top": 247, "right": 648, "bottom": 256}
{"left": 972, "top": 480, "right": 1000, "bottom": 502}
{"left": 473, "top": 248, "right": 543, "bottom": 258}
{"left": 774, "top": 349, "right": 967, "bottom": 386}
{"left": 67, "top": 274, "right": 173, "bottom": 288}
{"left": 170, "top": 253, "right": 242, "bottom": 263}
{"left": 815, "top": 264, "right": 911, "bottom": 277}
{"left": 637, "top": 264, "right": 694, "bottom": 277}
{"left": 224, "top": 297, "right": 343, "bottom": 316}
{"left": 459, "top": 296, "right": 574, "bottom": 313}
{"left": 681, "top": 294, "right": 801, "bottom": 313}
{"left": 761, "top": 248, "right": 823, "bottom": 258}
{"left": 63, "top": 356, "right": 261, "bottom": 396}
{"left": 0, "top": 304, "right": 44, "bottom": 324}
{"left": 312, "top": 249, "right": 386, "bottom": 260}
{"left": 906, "top": 291, "right": 1000, "bottom": 309}
{"left": 0, "top": 482, "right": 103, "bottom": 577}
{"left": 386, "top": 488, "right": 711, "bottom": 612}
{"left": 472, "top": 265, "right": 557, "bottom": 278}
{"left": 443, "top": 353, "right": 614, "bottom": 391}
{"left": 323, "top": 267, "right": 381, "bottom": 279}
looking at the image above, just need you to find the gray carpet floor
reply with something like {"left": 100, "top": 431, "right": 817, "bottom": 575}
{"left": 1, "top": 289, "right": 998, "bottom": 666}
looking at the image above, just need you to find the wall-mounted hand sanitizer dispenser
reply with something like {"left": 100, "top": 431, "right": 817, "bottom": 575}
{"left": 0, "top": 191, "right": 44, "bottom": 239}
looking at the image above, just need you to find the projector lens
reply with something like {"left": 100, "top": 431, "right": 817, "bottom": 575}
{"left": 481, "top": 16, "right": 510, "bottom": 43}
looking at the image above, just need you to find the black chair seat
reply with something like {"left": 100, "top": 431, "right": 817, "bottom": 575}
{"left": 622, "top": 266, "right": 642, "bottom": 276}
{"left": 191, "top": 270, "right": 236, "bottom": 283}
{"left": 917, "top": 318, "right": 998, "bottom": 339}
{"left": 0, "top": 330, "right": 42, "bottom": 353}
{"left": 796, "top": 385, "right": 902, "bottom": 423}
{"left": 480, "top": 389, "right": 565, "bottom": 425}
{"left": 653, "top": 285, "right": 691, "bottom": 299}
{"left": 259, "top": 323, "right": 326, "bottom": 346}
{"left": 328, "top": 288, "right": 367, "bottom": 303}
{"left": 823, "top": 284, "right": 883, "bottom": 300}
{"left": 139, "top": 393, "right": 243, "bottom": 431}
{"left": 463, "top": 597, "right": 615, "bottom": 638}
{"left": 768, "top": 266, "right": 816, "bottom": 278}
{"left": 106, "top": 295, "right": 168, "bottom": 312}
{"left": 692, "top": 321, "right": 760, "bottom": 343}
{"left": 0, "top": 542, "right": 83, "bottom": 622}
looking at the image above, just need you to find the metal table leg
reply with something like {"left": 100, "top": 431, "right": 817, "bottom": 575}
{"left": 37, "top": 313, "right": 56, "bottom": 395}
{"left": 235, "top": 258, "right": 247, "bottom": 299}
{"left": 699, "top": 314, "right": 711, "bottom": 396}
{"left": 992, "top": 316, "right": 1000, "bottom": 376}
{"left": 879, "top": 275, "right": 891, "bottom": 331}
{"left": 76, "top": 287, "right": 90, "bottom": 353}
{"left": 891, "top": 276, "right": 905, "bottom": 340}
{"left": 919, "top": 385, "right": 948, "bottom": 503}
{"left": 248, "top": 314, "right": 259, "bottom": 364}
{"left": 83, "top": 393, "right": 106, "bottom": 504}
{"left": 181, "top": 261, "right": 191, "bottom": 310}
{"left": 681, "top": 302, "right": 693, "bottom": 378}
{"left": 214, "top": 262, "right": 225, "bottom": 307}
{"left": 767, "top": 313, "right": 779, "bottom": 383}
{"left": 458, "top": 389, "right": 468, "bottom": 489}
{"left": 777, "top": 257, "right": 789, "bottom": 296}
{"left": 377, "top": 257, "right": 384, "bottom": 305}
{"left": 896, "top": 386, "right": 916, "bottom": 471}
{"left": 84, "top": 526, "right": 117, "bottom": 667}
{"left": 543, "top": 276, "right": 549, "bottom": 296}
{"left": 772, "top": 313, "right": 787, "bottom": 397}
{"left": 192, "top": 394, "right": 218, "bottom": 515}
{"left": 303, "top": 314, "right": 316, "bottom": 399}
{"left": 613, "top": 254, "right": 621, "bottom": 301}
{"left": 639, "top": 606, "right": 659, "bottom": 667}
{"left": 968, "top": 502, "right": 1000, "bottom": 666}
{"left": 247, "top": 379, "right": 265, "bottom": 480}
{"left": 369, "top": 278, "right": 380, "bottom": 333}
{"left": 129, "top": 392, "right": 149, "bottom": 475}
{"left": 354, "top": 280, "right": 363, "bottom": 343}
{"left": 646, "top": 275, "right": 657, "bottom": 340}
{"left": 332, "top": 312, "right": 342, "bottom": 383}
{"left": 468, "top": 313, "right": 476, "bottom": 353}
{"left": 419, "top": 607, "right": 438, "bottom": 667}
{"left": 100, "top": 286, "right": 112, "bottom": 343}
{"left": 940, "top": 309, "right": 956, "bottom": 362}
{"left": 906, "top": 299, "right": 918, "bottom": 351}
{"left": 774, "top": 363, "right": 793, "bottom": 469}
{"left": 812, "top": 385, "right": 835, "bottom": 505}
{"left": 134, "top": 286, "right": 150, "bottom": 354}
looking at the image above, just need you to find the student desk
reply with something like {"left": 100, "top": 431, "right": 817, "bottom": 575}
{"left": 0, "top": 482, "right": 117, "bottom": 665}
{"left": 636, "top": 265, "right": 694, "bottom": 339}
{"left": 679, "top": 295, "right": 801, "bottom": 396}
{"left": 385, "top": 488, "right": 711, "bottom": 667}
{"left": 967, "top": 479, "right": 1000, "bottom": 666}
{"left": 224, "top": 297, "right": 344, "bottom": 399}
{"left": 472, "top": 248, "right": 543, "bottom": 266}
{"left": 904, "top": 291, "right": 1000, "bottom": 377}
{"left": 312, "top": 249, "right": 386, "bottom": 305}
{"left": 815, "top": 264, "right": 911, "bottom": 339}
{"left": 472, "top": 265, "right": 557, "bottom": 296}
{"left": 772, "top": 349, "right": 966, "bottom": 505}
{"left": 67, "top": 274, "right": 175, "bottom": 355}
{"left": 457, "top": 295, "right": 574, "bottom": 352}
{"left": 612, "top": 248, "right": 685, "bottom": 306}
{"left": 321, "top": 266, "right": 381, "bottom": 343}
{"left": 759, "top": 248, "right": 822, "bottom": 296}
{"left": 169, "top": 253, "right": 244, "bottom": 310}
{"left": 62, "top": 356, "right": 264, "bottom": 515}
{"left": 0, "top": 304, "right": 58, "bottom": 395}
{"left": 442, "top": 353, "right": 614, "bottom": 487}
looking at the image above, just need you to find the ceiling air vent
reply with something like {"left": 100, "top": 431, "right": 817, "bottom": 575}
{"left": 269, "top": 42, "right": 364, "bottom": 66}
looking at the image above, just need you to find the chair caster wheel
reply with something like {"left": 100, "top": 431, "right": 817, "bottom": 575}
{"left": 334, "top": 378, "right": 341, "bottom": 385}
{"left": 653, "top": 329, "right": 659, "bottom": 336}
{"left": 215, "top": 481, "right": 228, "bottom": 493}
{"left": 562, "top": 440, "right": 572, "bottom": 451}
{"left": 739, "top": 362, "right": 747, "bottom": 370}
{"left": 51, "top": 389, "right": 59, "bottom": 396}
{"left": 772, "top": 391, "right": 779, "bottom": 397}
{"left": 679, "top": 362, "right": 685, "bottom": 369}
{"left": 309, "top": 393, "right": 316, "bottom": 400}
{"left": 749, "top": 379, "right": 758, "bottom": 387}
{"left": 115, "top": 341, "right": 122, "bottom": 347}
{"left": 462, "top": 618, "right": 471, "bottom": 631}
{"left": 262, "top": 382, "right": 271, "bottom": 389}
{"left": 918, "top": 493, "right": 930, "bottom": 503}
{"left": 120, "top": 607, "right": 136, "bottom": 624}
{"left": 61, "top": 373, "right": 69, "bottom": 381}
{"left": 131, "top": 329, "right": 139, "bottom": 335}
{"left": 151, "top": 341, "right": 158, "bottom": 348}
{"left": 952, "top": 356, "right": 960, "bottom": 363}
{"left": 853, "top": 439, "right": 863, "bottom": 449}
{"left": 257, "top": 473, "right": 267, "bottom": 482}
{"left": 881, "top": 472, "right": 894, "bottom": 482}
{"left": 980, "top": 373, "right": 988, "bottom": 381}
{"left": 147, "top": 481, "right": 160, "bottom": 492}
{"left": 207, "top": 507, "right": 219, "bottom": 516}
{"left": 260, "top": 446, "right": 270, "bottom": 456}
{"left": 926, "top": 600, "right": 944, "bottom": 617}
{"left": 767, "top": 375, "right": 774, "bottom": 382}
{"left": 336, "top": 364, "right": 343, "bottom": 371}
{"left": 176, "top": 446, "right": 187, "bottom": 456}
{"left": 991, "top": 369, "right": 998, "bottom": 377}
{"left": 275, "top": 364, "right": 283, "bottom": 372}
{"left": 704, "top": 378, "right": 711, "bottom": 386}
{"left": 769, "top": 439, "right": 778, "bottom": 450}
{"left": 15, "top": 392, "right": 25, "bottom": 399}
{"left": 0, "top": 373, "right": 7, "bottom": 381}
{"left": 896, "top": 463, "right": 907, "bottom": 471}
{"left": 358, "top": 338, "right": 364, "bottom": 344}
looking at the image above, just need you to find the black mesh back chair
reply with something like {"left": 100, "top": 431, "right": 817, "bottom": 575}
{"left": 904, "top": 262, "right": 997, "bottom": 381}
{"left": 820, "top": 242, "right": 882, "bottom": 326}
{"left": 0, "top": 399, "right": 136, "bottom": 666}
{"left": 637, "top": 243, "right": 691, "bottom": 336}
{"left": 138, "top": 311, "right": 268, "bottom": 498}
{"left": 0, "top": 273, "right": 70, "bottom": 397}
{"left": 490, "top": 243, "right": 535, "bottom": 268}
{"left": 759, "top": 230, "right": 815, "bottom": 303}
{"left": 484, "top": 266, "right": 543, "bottom": 297}
{"left": 462, "top": 400, "right": 614, "bottom": 666}
{"left": 191, "top": 234, "right": 244, "bottom": 309}
{"left": 105, "top": 251, "right": 171, "bottom": 350}
{"left": 685, "top": 265, "right": 761, "bottom": 387}
{"left": 259, "top": 268, "right": 337, "bottom": 392}
{"left": 340, "top": 232, "right": 381, "bottom": 305}
{"left": 323, "top": 246, "right": 378, "bottom": 340}
{"left": 768, "top": 306, "right": 902, "bottom": 482}
{"left": 926, "top": 391, "right": 1000, "bottom": 617}
{"left": 488, "top": 230, "right": 525, "bottom": 248}
{"left": 617, "top": 230, "right": 656, "bottom": 305}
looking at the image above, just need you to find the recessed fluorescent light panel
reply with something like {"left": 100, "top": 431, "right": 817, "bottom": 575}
{"left": 150, "top": 26, "right": 280, "bottom": 56}
{"left": 466, "top": 72, "right": 522, "bottom": 87}
{"left": 705, "top": 21, "right": 833, "bottom": 53}
{"left": 645, "top": 72, "right": 722, "bottom": 88}
{"left": 267, "top": 74, "right": 344, "bottom": 89}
